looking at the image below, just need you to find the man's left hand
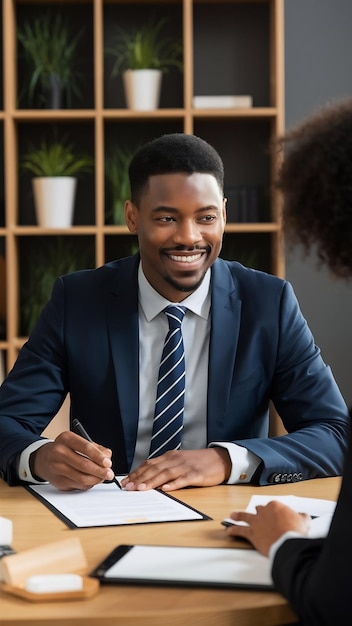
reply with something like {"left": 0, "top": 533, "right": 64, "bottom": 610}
{"left": 120, "top": 448, "right": 231, "bottom": 491}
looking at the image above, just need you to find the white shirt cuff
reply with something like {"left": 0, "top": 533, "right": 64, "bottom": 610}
{"left": 269, "top": 531, "right": 307, "bottom": 564}
{"left": 18, "top": 439, "right": 53, "bottom": 483}
{"left": 208, "top": 442, "right": 261, "bottom": 483}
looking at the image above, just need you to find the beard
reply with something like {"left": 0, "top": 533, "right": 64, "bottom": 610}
{"left": 164, "top": 271, "right": 206, "bottom": 294}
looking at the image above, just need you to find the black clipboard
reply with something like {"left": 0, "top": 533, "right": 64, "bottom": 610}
{"left": 90, "top": 544, "right": 274, "bottom": 590}
{"left": 25, "top": 484, "right": 211, "bottom": 529}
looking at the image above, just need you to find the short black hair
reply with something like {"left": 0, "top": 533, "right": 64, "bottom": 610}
{"left": 128, "top": 133, "right": 224, "bottom": 205}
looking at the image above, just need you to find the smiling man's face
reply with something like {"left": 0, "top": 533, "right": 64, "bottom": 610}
{"left": 125, "top": 172, "right": 226, "bottom": 301}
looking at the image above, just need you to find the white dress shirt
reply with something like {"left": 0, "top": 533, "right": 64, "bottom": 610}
{"left": 133, "top": 264, "right": 260, "bottom": 482}
{"left": 19, "top": 263, "right": 260, "bottom": 483}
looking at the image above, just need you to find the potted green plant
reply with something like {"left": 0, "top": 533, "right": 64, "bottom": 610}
{"left": 105, "top": 144, "right": 140, "bottom": 225}
{"left": 20, "top": 136, "right": 94, "bottom": 228}
{"left": 17, "top": 11, "right": 85, "bottom": 108}
{"left": 105, "top": 17, "right": 183, "bottom": 110}
{"left": 21, "top": 237, "right": 91, "bottom": 335}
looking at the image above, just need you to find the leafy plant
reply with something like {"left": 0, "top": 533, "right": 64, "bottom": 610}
{"left": 105, "top": 144, "right": 140, "bottom": 225}
{"left": 17, "top": 12, "right": 85, "bottom": 107}
{"left": 21, "top": 238, "right": 91, "bottom": 335}
{"left": 105, "top": 16, "right": 183, "bottom": 76}
{"left": 20, "top": 136, "right": 94, "bottom": 177}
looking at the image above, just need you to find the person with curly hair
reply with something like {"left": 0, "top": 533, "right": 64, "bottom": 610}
{"left": 225, "top": 98, "right": 352, "bottom": 625}
{"left": 280, "top": 98, "right": 352, "bottom": 278}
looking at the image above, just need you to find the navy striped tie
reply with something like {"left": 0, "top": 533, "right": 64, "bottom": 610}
{"left": 149, "top": 305, "right": 186, "bottom": 458}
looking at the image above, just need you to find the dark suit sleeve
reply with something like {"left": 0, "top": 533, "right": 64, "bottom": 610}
{"left": 271, "top": 441, "right": 352, "bottom": 625}
{"left": 0, "top": 277, "right": 68, "bottom": 484}
{"left": 234, "top": 280, "right": 350, "bottom": 484}
{"left": 0, "top": 260, "right": 133, "bottom": 485}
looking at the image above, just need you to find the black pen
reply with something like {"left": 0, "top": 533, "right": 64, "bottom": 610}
{"left": 72, "top": 418, "right": 122, "bottom": 489}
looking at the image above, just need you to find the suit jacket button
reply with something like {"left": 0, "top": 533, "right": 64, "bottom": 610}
{"left": 270, "top": 473, "right": 281, "bottom": 483}
{"left": 297, "top": 472, "right": 303, "bottom": 481}
{"left": 286, "top": 473, "right": 293, "bottom": 482}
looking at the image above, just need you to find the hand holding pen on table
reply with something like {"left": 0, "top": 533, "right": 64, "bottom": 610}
{"left": 30, "top": 419, "right": 121, "bottom": 492}
{"left": 72, "top": 419, "right": 121, "bottom": 489}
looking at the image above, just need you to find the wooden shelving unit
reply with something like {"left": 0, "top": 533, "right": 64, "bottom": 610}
{"left": 0, "top": 0, "right": 285, "bottom": 375}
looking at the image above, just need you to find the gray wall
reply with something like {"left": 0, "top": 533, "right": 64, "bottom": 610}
{"left": 284, "top": 0, "right": 352, "bottom": 408}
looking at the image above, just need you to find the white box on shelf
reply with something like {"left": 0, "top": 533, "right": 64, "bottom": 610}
{"left": 192, "top": 95, "right": 253, "bottom": 109}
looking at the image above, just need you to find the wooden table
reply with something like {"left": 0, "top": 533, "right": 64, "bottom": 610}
{"left": 0, "top": 477, "right": 341, "bottom": 626}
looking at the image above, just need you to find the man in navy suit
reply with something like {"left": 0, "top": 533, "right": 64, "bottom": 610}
{"left": 225, "top": 99, "right": 352, "bottom": 625}
{"left": 0, "top": 133, "right": 349, "bottom": 492}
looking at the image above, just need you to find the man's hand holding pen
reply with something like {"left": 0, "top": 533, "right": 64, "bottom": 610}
{"left": 31, "top": 430, "right": 115, "bottom": 491}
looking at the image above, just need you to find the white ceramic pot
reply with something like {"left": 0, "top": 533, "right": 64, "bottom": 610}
{"left": 123, "top": 69, "right": 162, "bottom": 111}
{"left": 32, "top": 177, "right": 77, "bottom": 228}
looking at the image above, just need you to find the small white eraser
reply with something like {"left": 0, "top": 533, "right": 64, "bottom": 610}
{"left": 25, "top": 574, "right": 83, "bottom": 594}
{"left": 0, "top": 517, "right": 13, "bottom": 545}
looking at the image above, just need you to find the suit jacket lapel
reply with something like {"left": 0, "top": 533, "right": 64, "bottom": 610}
{"left": 107, "top": 256, "right": 140, "bottom": 467}
{"left": 207, "top": 259, "right": 242, "bottom": 441}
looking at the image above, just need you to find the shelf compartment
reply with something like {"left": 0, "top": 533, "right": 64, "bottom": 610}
{"left": 103, "top": 1, "right": 184, "bottom": 110}
{"left": 16, "top": 2, "right": 95, "bottom": 111}
{"left": 17, "top": 234, "right": 96, "bottom": 336}
{"left": 17, "top": 120, "right": 95, "bottom": 227}
{"left": 193, "top": 1, "right": 271, "bottom": 108}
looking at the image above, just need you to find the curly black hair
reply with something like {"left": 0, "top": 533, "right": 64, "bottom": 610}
{"left": 277, "top": 98, "right": 352, "bottom": 278}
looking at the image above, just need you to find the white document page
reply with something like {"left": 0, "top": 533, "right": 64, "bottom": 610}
{"left": 100, "top": 545, "right": 273, "bottom": 589}
{"left": 246, "top": 494, "right": 336, "bottom": 538}
{"left": 27, "top": 480, "right": 208, "bottom": 528}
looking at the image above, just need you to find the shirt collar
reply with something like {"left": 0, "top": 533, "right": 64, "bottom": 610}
{"left": 138, "top": 262, "right": 211, "bottom": 322}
